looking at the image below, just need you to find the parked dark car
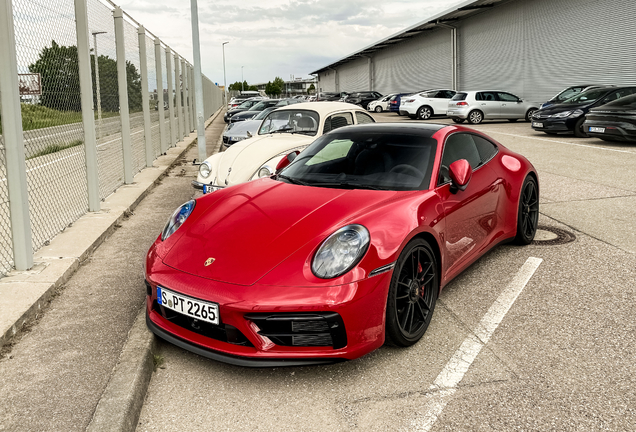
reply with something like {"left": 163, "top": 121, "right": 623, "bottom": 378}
{"left": 539, "top": 85, "right": 607, "bottom": 109}
{"left": 344, "top": 91, "right": 383, "bottom": 108}
{"left": 583, "top": 93, "right": 636, "bottom": 142}
{"left": 388, "top": 93, "right": 412, "bottom": 114}
{"left": 229, "top": 99, "right": 300, "bottom": 123}
{"left": 317, "top": 92, "right": 348, "bottom": 101}
{"left": 531, "top": 86, "right": 636, "bottom": 137}
{"left": 224, "top": 98, "right": 270, "bottom": 123}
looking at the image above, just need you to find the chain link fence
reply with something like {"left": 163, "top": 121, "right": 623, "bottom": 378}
{"left": 0, "top": 0, "right": 224, "bottom": 275}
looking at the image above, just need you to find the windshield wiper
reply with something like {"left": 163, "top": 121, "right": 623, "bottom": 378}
{"left": 308, "top": 181, "right": 389, "bottom": 190}
{"left": 271, "top": 126, "right": 294, "bottom": 134}
{"left": 277, "top": 174, "right": 312, "bottom": 186}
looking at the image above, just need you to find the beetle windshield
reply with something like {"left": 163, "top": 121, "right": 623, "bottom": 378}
{"left": 278, "top": 131, "right": 437, "bottom": 191}
{"left": 258, "top": 109, "right": 319, "bottom": 136}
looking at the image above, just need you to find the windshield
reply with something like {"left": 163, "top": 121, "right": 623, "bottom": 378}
{"left": 237, "top": 100, "right": 257, "bottom": 109}
{"left": 563, "top": 88, "right": 608, "bottom": 104}
{"left": 254, "top": 107, "right": 276, "bottom": 120}
{"left": 278, "top": 131, "right": 437, "bottom": 191}
{"left": 250, "top": 101, "right": 273, "bottom": 111}
{"left": 554, "top": 86, "right": 587, "bottom": 102}
{"left": 258, "top": 109, "right": 320, "bottom": 136}
{"left": 602, "top": 93, "right": 636, "bottom": 110}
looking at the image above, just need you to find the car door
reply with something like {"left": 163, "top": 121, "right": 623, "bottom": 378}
{"left": 437, "top": 133, "right": 502, "bottom": 279}
{"left": 430, "top": 90, "right": 455, "bottom": 114}
{"left": 498, "top": 92, "right": 525, "bottom": 118}
{"left": 475, "top": 92, "right": 500, "bottom": 118}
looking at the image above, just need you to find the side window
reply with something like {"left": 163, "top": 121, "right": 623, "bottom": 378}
{"left": 497, "top": 92, "right": 519, "bottom": 102}
{"left": 439, "top": 133, "right": 482, "bottom": 184}
{"left": 475, "top": 92, "right": 484, "bottom": 101}
{"left": 355, "top": 112, "right": 375, "bottom": 124}
{"left": 472, "top": 135, "right": 498, "bottom": 165}
{"left": 323, "top": 112, "right": 354, "bottom": 133}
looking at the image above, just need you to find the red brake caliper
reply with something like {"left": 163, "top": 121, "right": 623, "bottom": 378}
{"left": 418, "top": 263, "right": 424, "bottom": 297}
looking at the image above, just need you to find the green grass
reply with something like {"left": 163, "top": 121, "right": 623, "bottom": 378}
{"left": 0, "top": 104, "right": 119, "bottom": 134}
{"left": 27, "top": 139, "right": 84, "bottom": 160}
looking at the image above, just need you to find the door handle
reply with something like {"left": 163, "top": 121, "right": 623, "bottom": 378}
{"left": 481, "top": 103, "right": 486, "bottom": 106}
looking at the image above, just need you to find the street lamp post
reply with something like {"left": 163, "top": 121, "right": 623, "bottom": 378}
{"left": 222, "top": 41, "right": 228, "bottom": 105}
{"left": 241, "top": 66, "right": 244, "bottom": 92}
{"left": 92, "top": 31, "right": 106, "bottom": 139}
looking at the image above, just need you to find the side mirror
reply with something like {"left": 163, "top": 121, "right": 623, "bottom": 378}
{"left": 449, "top": 159, "right": 472, "bottom": 193}
{"left": 275, "top": 150, "right": 300, "bottom": 172}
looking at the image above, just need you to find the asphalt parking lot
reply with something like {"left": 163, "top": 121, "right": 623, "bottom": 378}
{"left": 135, "top": 113, "right": 636, "bottom": 431}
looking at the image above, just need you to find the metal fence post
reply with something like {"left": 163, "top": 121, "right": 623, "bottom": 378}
{"left": 113, "top": 7, "right": 133, "bottom": 184}
{"left": 183, "top": 61, "right": 190, "bottom": 135}
{"left": 0, "top": 0, "right": 34, "bottom": 270}
{"left": 154, "top": 38, "right": 167, "bottom": 154}
{"left": 165, "top": 48, "right": 176, "bottom": 147}
{"left": 190, "top": 66, "right": 196, "bottom": 131}
{"left": 73, "top": 0, "right": 100, "bottom": 212}
{"left": 174, "top": 54, "right": 183, "bottom": 141}
{"left": 137, "top": 25, "right": 153, "bottom": 167}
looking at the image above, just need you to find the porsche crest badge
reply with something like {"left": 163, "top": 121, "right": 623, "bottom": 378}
{"left": 204, "top": 257, "right": 215, "bottom": 267}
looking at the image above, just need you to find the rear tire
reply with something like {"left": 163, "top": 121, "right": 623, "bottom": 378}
{"left": 417, "top": 106, "right": 433, "bottom": 120}
{"left": 385, "top": 239, "right": 438, "bottom": 347}
{"left": 514, "top": 176, "right": 539, "bottom": 245}
{"left": 375, "top": 106, "right": 383, "bottom": 113}
{"left": 574, "top": 117, "right": 588, "bottom": 138}
{"left": 525, "top": 109, "right": 537, "bottom": 122}
{"left": 468, "top": 110, "right": 484, "bottom": 124}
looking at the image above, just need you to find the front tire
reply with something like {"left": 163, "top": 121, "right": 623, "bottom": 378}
{"left": 417, "top": 106, "right": 433, "bottom": 120}
{"left": 385, "top": 239, "right": 438, "bottom": 347}
{"left": 468, "top": 110, "right": 484, "bottom": 124}
{"left": 375, "top": 106, "right": 383, "bottom": 113}
{"left": 574, "top": 117, "right": 588, "bottom": 138}
{"left": 508, "top": 119, "right": 518, "bottom": 123}
{"left": 514, "top": 176, "right": 539, "bottom": 245}
{"left": 452, "top": 118, "right": 465, "bottom": 124}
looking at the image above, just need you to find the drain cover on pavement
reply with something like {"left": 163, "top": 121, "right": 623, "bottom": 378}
{"left": 532, "top": 225, "right": 576, "bottom": 246}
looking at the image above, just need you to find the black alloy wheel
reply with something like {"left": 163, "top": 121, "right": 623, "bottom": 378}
{"left": 574, "top": 117, "right": 589, "bottom": 138}
{"left": 417, "top": 106, "right": 433, "bottom": 120}
{"left": 468, "top": 110, "right": 484, "bottom": 124}
{"left": 375, "top": 106, "right": 383, "bottom": 113}
{"left": 385, "top": 239, "right": 438, "bottom": 347}
{"left": 525, "top": 109, "right": 537, "bottom": 122}
{"left": 452, "top": 118, "right": 465, "bottom": 124}
{"left": 514, "top": 176, "right": 540, "bottom": 245}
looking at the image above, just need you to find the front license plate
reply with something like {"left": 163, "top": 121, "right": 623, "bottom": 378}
{"left": 589, "top": 126, "right": 605, "bottom": 133}
{"left": 157, "top": 286, "right": 219, "bottom": 325}
{"left": 202, "top": 185, "right": 216, "bottom": 194}
{"left": 532, "top": 122, "right": 543, "bottom": 128}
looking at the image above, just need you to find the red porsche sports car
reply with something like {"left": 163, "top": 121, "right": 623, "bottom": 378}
{"left": 145, "top": 123, "right": 539, "bottom": 367}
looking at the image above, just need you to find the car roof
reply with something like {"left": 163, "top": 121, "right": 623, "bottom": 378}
{"left": 328, "top": 122, "right": 446, "bottom": 138}
{"left": 275, "top": 101, "right": 365, "bottom": 115}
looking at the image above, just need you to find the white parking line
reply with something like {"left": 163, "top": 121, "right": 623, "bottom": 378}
{"left": 411, "top": 256, "right": 543, "bottom": 432}
{"left": 487, "top": 131, "right": 636, "bottom": 154}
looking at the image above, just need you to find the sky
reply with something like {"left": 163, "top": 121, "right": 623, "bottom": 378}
{"left": 116, "top": 0, "right": 465, "bottom": 87}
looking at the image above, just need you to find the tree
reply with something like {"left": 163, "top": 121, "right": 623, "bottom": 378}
{"left": 29, "top": 40, "right": 143, "bottom": 113}
{"left": 308, "top": 83, "right": 315, "bottom": 94}
{"left": 266, "top": 80, "right": 282, "bottom": 96}
{"left": 29, "top": 41, "right": 81, "bottom": 111}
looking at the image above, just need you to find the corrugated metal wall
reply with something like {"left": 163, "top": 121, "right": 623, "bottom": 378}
{"left": 324, "top": 0, "right": 636, "bottom": 102}
{"left": 338, "top": 57, "right": 369, "bottom": 92}
{"left": 373, "top": 28, "right": 453, "bottom": 94}
{"left": 318, "top": 70, "right": 337, "bottom": 92}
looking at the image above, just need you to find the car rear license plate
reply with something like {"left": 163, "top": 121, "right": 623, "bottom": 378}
{"left": 532, "top": 122, "right": 543, "bottom": 128}
{"left": 589, "top": 126, "right": 605, "bottom": 133}
{"left": 157, "top": 286, "right": 219, "bottom": 325}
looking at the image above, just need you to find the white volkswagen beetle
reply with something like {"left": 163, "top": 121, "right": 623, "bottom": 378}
{"left": 193, "top": 102, "right": 376, "bottom": 193}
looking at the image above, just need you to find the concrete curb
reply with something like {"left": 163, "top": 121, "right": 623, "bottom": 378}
{"left": 0, "top": 107, "right": 223, "bottom": 349}
{"left": 85, "top": 306, "right": 155, "bottom": 432}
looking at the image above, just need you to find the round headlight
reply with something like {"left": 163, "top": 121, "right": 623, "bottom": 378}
{"left": 258, "top": 166, "right": 273, "bottom": 178}
{"left": 199, "top": 161, "right": 211, "bottom": 178}
{"left": 161, "top": 200, "right": 195, "bottom": 241}
{"left": 312, "top": 224, "right": 370, "bottom": 279}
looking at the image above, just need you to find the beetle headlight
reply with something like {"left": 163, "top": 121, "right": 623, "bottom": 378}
{"left": 257, "top": 165, "right": 273, "bottom": 178}
{"left": 311, "top": 224, "right": 370, "bottom": 279}
{"left": 199, "top": 161, "right": 211, "bottom": 178}
{"left": 161, "top": 200, "right": 195, "bottom": 241}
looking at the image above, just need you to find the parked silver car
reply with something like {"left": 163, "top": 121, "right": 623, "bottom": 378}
{"left": 447, "top": 91, "right": 540, "bottom": 124}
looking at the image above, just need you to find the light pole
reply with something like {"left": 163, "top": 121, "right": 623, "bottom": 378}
{"left": 190, "top": 0, "right": 206, "bottom": 162}
{"left": 222, "top": 41, "right": 228, "bottom": 105}
{"left": 241, "top": 66, "right": 244, "bottom": 92}
{"left": 92, "top": 31, "right": 106, "bottom": 139}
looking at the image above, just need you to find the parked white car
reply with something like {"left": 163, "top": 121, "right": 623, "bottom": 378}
{"left": 399, "top": 89, "right": 456, "bottom": 119}
{"left": 193, "top": 102, "right": 376, "bottom": 193}
{"left": 367, "top": 93, "right": 396, "bottom": 112}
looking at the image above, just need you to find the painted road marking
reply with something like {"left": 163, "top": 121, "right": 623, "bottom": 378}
{"left": 411, "top": 256, "right": 543, "bottom": 432}
{"left": 487, "top": 131, "right": 636, "bottom": 154}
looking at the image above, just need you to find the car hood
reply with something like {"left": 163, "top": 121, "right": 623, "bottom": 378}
{"left": 537, "top": 101, "right": 595, "bottom": 115}
{"left": 225, "top": 119, "right": 261, "bottom": 138}
{"left": 163, "top": 179, "right": 398, "bottom": 285}
{"left": 214, "top": 133, "right": 315, "bottom": 186}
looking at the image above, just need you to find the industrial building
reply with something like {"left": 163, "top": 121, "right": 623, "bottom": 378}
{"left": 311, "top": 0, "right": 636, "bottom": 102}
